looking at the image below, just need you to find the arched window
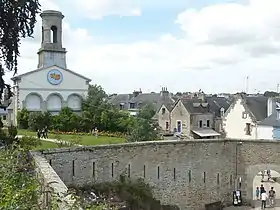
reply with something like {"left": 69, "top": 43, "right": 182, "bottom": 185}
{"left": 41, "top": 26, "right": 44, "bottom": 42}
{"left": 50, "top": 26, "right": 58, "bottom": 43}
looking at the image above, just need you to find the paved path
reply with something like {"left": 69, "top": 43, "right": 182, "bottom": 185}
{"left": 17, "top": 135, "right": 82, "bottom": 146}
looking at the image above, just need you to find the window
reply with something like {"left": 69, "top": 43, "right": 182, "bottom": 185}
{"left": 162, "top": 107, "right": 166, "bottom": 114}
{"left": 128, "top": 164, "right": 131, "bottom": 178}
{"left": 220, "top": 107, "right": 225, "bottom": 117}
{"left": 173, "top": 168, "right": 176, "bottom": 180}
{"left": 50, "top": 25, "right": 58, "bottom": 43}
{"left": 242, "top": 112, "right": 247, "bottom": 119}
{"left": 188, "top": 170, "right": 192, "bottom": 183}
{"left": 2, "top": 115, "right": 6, "bottom": 120}
{"left": 157, "top": 166, "right": 160, "bottom": 179}
{"left": 119, "top": 104, "right": 124, "bottom": 110}
{"left": 165, "top": 121, "right": 169, "bottom": 130}
{"left": 129, "top": 103, "right": 135, "bottom": 109}
{"left": 207, "top": 120, "right": 210, "bottom": 127}
{"left": 217, "top": 173, "right": 220, "bottom": 185}
{"left": 203, "top": 172, "right": 206, "bottom": 183}
{"left": 111, "top": 163, "right": 114, "bottom": 178}
{"left": 199, "top": 120, "right": 202, "bottom": 128}
{"left": 246, "top": 123, "right": 251, "bottom": 135}
{"left": 143, "top": 165, "right": 146, "bottom": 178}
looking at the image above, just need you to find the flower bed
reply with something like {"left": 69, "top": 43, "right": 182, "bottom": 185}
{"left": 49, "top": 130, "right": 126, "bottom": 138}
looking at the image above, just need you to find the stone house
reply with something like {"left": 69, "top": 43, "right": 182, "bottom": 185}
{"left": 108, "top": 87, "right": 175, "bottom": 116}
{"left": 223, "top": 94, "right": 268, "bottom": 139}
{"left": 154, "top": 95, "right": 232, "bottom": 139}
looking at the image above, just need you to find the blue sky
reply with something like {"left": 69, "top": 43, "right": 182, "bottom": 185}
{"left": 13, "top": 0, "right": 280, "bottom": 94}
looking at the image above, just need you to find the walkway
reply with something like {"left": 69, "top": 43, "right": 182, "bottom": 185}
{"left": 16, "top": 135, "right": 82, "bottom": 146}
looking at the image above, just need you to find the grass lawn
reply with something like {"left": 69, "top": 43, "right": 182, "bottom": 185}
{"left": 18, "top": 129, "right": 126, "bottom": 146}
{"left": 34, "top": 140, "right": 58, "bottom": 150}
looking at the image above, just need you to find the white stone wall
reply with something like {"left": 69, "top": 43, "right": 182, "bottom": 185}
{"left": 257, "top": 125, "right": 273, "bottom": 140}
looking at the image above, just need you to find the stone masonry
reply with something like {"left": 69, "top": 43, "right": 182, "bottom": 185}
{"left": 35, "top": 139, "right": 280, "bottom": 210}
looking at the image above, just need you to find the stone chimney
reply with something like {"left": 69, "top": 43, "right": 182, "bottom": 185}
{"left": 160, "top": 87, "right": 169, "bottom": 97}
{"left": 133, "top": 89, "right": 142, "bottom": 97}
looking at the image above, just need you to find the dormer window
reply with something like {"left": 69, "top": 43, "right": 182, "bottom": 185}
{"left": 220, "top": 107, "right": 225, "bottom": 117}
{"left": 162, "top": 107, "right": 166, "bottom": 114}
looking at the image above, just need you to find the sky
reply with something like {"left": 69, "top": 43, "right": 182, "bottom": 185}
{"left": 5, "top": 0, "right": 280, "bottom": 94}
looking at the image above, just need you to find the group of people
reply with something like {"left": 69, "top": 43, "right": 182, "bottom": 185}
{"left": 256, "top": 185, "right": 276, "bottom": 209}
{"left": 261, "top": 169, "right": 271, "bottom": 182}
{"left": 37, "top": 126, "right": 49, "bottom": 139}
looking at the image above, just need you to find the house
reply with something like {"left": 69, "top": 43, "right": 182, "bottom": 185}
{"left": 223, "top": 94, "right": 268, "bottom": 139}
{"left": 154, "top": 94, "right": 232, "bottom": 138}
{"left": 257, "top": 98, "right": 280, "bottom": 140}
{"left": 108, "top": 87, "right": 174, "bottom": 115}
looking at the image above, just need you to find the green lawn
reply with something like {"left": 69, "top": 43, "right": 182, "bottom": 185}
{"left": 18, "top": 129, "right": 126, "bottom": 146}
{"left": 34, "top": 140, "right": 58, "bottom": 150}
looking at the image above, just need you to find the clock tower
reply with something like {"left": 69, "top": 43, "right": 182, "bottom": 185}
{"left": 37, "top": 10, "right": 67, "bottom": 69}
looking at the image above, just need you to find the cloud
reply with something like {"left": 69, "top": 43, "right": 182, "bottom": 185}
{"left": 70, "top": 0, "right": 141, "bottom": 19}
{"left": 7, "top": 0, "right": 280, "bottom": 94}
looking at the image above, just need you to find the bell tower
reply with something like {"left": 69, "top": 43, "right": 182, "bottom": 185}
{"left": 37, "top": 10, "right": 67, "bottom": 69}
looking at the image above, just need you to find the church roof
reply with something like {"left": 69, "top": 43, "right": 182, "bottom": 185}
{"left": 11, "top": 65, "right": 92, "bottom": 82}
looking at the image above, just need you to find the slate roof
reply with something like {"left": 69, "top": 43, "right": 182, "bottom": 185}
{"left": 108, "top": 94, "right": 132, "bottom": 104}
{"left": 245, "top": 96, "right": 268, "bottom": 121}
{"left": 181, "top": 99, "right": 210, "bottom": 114}
{"left": 180, "top": 97, "right": 232, "bottom": 115}
{"left": 206, "top": 96, "right": 233, "bottom": 117}
{"left": 259, "top": 113, "right": 280, "bottom": 127}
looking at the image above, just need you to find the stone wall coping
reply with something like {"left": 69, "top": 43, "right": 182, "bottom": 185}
{"left": 31, "top": 151, "right": 76, "bottom": 208}
{"left": 39, "top": 138, "right": 280, "bottom": 154}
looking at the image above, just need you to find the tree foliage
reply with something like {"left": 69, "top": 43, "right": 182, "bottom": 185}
{"left": 0, "top": 0, "right": 40, "bottom": 108}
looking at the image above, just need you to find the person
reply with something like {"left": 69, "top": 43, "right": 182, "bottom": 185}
{"left": 37, "top": 129, "right": 41, "bottom": 139}
{"left": 260, "top": 184, "right": 265, "bottom": 194}
{"left": 267, "top": 169, "right": 271, "bottom": 181}
{"left": 256, "top": 187, "right": 260, "bottom": 200}
{"left": 44, "top": 126, "right": 48, "bottom": 139}
{"left": 261, "top": 190, "right": 268, "bottom": 209}
{"left": 261, "top": 170, "right": 265, "bottom": 182}
{"left": 268, "top": 187, "right": 276, "bottom": 207}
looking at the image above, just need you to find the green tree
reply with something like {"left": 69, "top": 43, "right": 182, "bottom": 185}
{"left": 0, "top": 0, "right": 40, "bottom": 109}
{"left": 28, "top": 111, "right": 51, "bottom": 131}
{"left": 137, "top": 104, "right": 156, "bottom": 120}
{"left": 82, "top": 85, "right": 110, "bottom": 131}
{"left": 17, "top": 108, "right": 30, "bottom": 129}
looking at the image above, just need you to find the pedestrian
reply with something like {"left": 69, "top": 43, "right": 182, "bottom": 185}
{"left": 37, "top": 129, "right": 41, "bottom": 139}
{"left": 44, "top": 126, "right": 48, "bottom": 139}
{"left": 41, "top": 127, "right": 46, "bottom": 139}
{"left": 268, "top": 187, "right": 276, "bottom": 207}
{"left": 261, "top": 170, "right": 265, "bottom": 182}
{"left": 256, "top": 187, "right": 260, "bottom": 200}
{"left": 267, "top": 169, "right": 271, "bottom": 181}
{"left": 261, "top": 190, "right": 268, "bottom": 209}
{"left": 260, "top": 184, "right": 265, "bottom": 194}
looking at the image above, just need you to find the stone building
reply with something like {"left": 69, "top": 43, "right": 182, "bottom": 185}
{"left": 154, "top": 95, "right": 232, "bottom": 138}
{"left": 10, "top": 10, "right": 91, "bottom": 125}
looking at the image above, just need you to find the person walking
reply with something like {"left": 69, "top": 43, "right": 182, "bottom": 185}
{"left": 268, "top": 187, "right": 276, "bottom": 207}
{"left": 260, "top": 184, "right": 265, "bottom": 194}
{"left": 44, "top": 126, "right": 48, "bottom": 139}
{"left": 261, "top": 190, "right": 268, "bottom": 209}
{"left": 267, "top": 169, "right": 271, "bottom": 181}
{"left": 256, "top": 187, "right": 260, "bottom": 200}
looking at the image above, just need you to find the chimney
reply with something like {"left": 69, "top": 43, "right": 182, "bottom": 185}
{"left": 160, "top": 87, "right": 169, "bottom": 97}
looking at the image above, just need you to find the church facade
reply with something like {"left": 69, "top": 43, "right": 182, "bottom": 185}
{"left": 10, "top": 10, "right": 91, "bottom": 126}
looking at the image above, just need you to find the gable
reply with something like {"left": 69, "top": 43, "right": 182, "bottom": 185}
{"left": 171, "top": 100, "right": 190, "bottom": 116}
{"left": 13, "top": 66, "right": 90, "bottom": 90}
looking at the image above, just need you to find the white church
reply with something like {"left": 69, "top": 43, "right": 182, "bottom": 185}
{"left": 10, "top": 10, "right": 91, "bottom": 126}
